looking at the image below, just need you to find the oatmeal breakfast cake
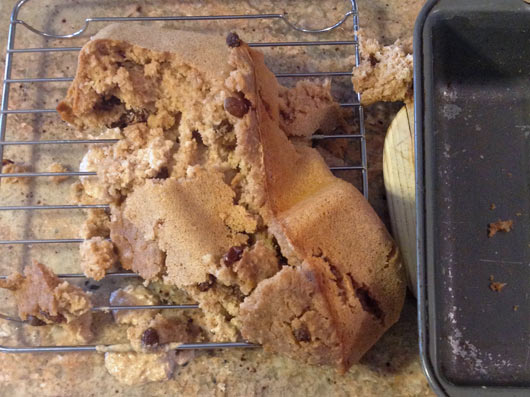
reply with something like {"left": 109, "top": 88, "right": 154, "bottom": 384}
{"left": 0, "top": 24, "right": 406, "bottom": 378}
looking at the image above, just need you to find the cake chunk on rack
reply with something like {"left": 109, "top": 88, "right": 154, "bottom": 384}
{"left": 0, "top": 261, "right": 94, "bottom": 342}
{"left": 57, "top": 24, "right": 405, "bottom": 372}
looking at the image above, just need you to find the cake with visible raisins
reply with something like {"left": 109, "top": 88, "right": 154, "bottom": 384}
{"left": 56, "top": 24, "right": 406, "bottom": 372}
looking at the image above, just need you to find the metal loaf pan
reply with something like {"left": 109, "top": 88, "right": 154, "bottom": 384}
{"left": 415, "top": 0, "right": 530, "bottom": 395}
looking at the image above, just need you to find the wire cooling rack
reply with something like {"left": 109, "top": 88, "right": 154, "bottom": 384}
{"left": 0, "top": 0, "right": 367, "bottom": 353}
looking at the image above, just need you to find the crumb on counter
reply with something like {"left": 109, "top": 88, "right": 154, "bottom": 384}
{"left": 489, "top": 276, "right": 507, "bottom": 292}
{"left": 487, "top": 219, "right": 513, "bottom": 237}
{"left": 79, "top": 236, "right": 117, "bottom": 280}
{"left": 2, "top": 159, "right": 29, "bottom": 184}
{"left": 513, "top": 305, "right": 519, "bottom": 311}
{"left": 49, "top": 162, "right": 69, "bottom": 183}
{"left": 490, "top": 203, "right": 496, "bottom": 210}
{"left": 104, "top": 351, "right": 176, "bottom": 385}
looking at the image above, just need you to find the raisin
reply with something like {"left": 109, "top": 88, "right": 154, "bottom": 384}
{"left": 223, "top": 246, "right": 244, "bottom": 266}
{"left": 197, "top": 274, "right": 216, "bottom": 292}
{"left": 26, "top": 315, "right": 46, "bottom": 326}
{"left": 293, "top": 325, "right": 311, "bottom": 342}
{"left": 355, "top": 286, "right": 383, "bottom": 321}
{"left": 141, "top": 327, "right": 159, "bottom": 347}
{"left": 226, "top": 32, "right": 241, "bottom": 48}
{"left": 224, "top": 97, "right": 250, "bottom": 118}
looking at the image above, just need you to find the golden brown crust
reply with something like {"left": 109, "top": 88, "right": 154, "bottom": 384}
{"left": 234, "top": 43, "right": 406, "bottom": 371}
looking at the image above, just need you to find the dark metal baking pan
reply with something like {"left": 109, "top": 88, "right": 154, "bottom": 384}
{"left": 415, "top": 0, "right": 530, "bottom": 395}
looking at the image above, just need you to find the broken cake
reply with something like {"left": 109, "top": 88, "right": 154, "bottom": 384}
{"left": 54, "top": 25, "right": 406, "bottom": 372}
{"left": 351, "top": 32, "right": 413, "bottom": 105}
{"left": 0, "top": 261, "right": 93, "bottom": 342}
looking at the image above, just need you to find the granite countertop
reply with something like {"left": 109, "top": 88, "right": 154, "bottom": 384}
{"left": 0, "top": 1, "right": 433, "bottom": 396}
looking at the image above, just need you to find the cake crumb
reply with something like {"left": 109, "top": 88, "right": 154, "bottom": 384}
{"left": 49, "top": 162, "right": 69, "bottom": 183}
{"left": 79, "top": 236, "right": 117, "bottom": 280}
{"left": 489, "top": 276, "right": 507, "bottom": 292}
{"left": 104, "top": 351, "right": 175, "bottom": 385}
{"left": 2, "top": 159, "right": 29, "bottom": 184}
{"left": 515, "top": 212, "right": 522, "bottom": 217}
{"left": 513, "top": 305, "right": 519, "bottom": 311}
{"left": 352, "top": 32, "right": 413, "bottom": 105}
{"left": 488, "top": 219, "right": 513, "bottom": 237}
{"left": 490, "top": 203, "right": 496, "bottom": 210}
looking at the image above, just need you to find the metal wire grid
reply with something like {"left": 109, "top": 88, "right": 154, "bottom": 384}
{"left": 0, "top": 0, "right": 367, "bottom": 352}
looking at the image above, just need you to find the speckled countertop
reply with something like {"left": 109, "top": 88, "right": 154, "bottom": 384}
{"left": 0, "top": 1, "right": 433, "bottom": 396}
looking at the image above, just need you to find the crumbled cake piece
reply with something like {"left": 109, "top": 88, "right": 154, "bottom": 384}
{"left": 1, "top": 159, "right": 29, "bottom": 184}
{"left": 278, "top": 80, "right": 341, "bottom": 137}
{"left": 106, "top": 284, "right": 200, "bottom": 383}
{"left": 0, "top": 261, "right": 93, "bottom": 342}
{"left": 48, "top": 162, "right": 69, "bottom": 183}
{"left": 488, "top": 219, "right": 514, "bottom": 237}
{"left": 110, "top": 285, "right": 160, "bottom": 326}
{"left": 215, "top": 240, "right": 280, "bottom": 295}
{"left": 79, "top": 124, "right": 175, "bottom": 202}
{"left": 352, "top": 33, "right": 413, "bottom": 105}
{"left": 57, "top": 25, "right": 406, "bottom": 371}
{"left": 104, "top": 351, "right": 176, "bottom": 385}
{"left": 127, "top": 313, "right": 200, "bottom": 351}
{"left": 80, "top": 208, "right": 110, "bottom": 239}
{"left": 79, "top": 236, "right": 117, "bottom": 280}
{"left": 123, "top": 166, "right": 257, "bottom": 287}
{"left": 109, "top": 205, "right": 165, "bottom": 281}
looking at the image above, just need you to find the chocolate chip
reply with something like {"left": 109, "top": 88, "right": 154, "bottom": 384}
{"left": 223, "top": 246, "right": 244, "bottom": 266}
{"left": 293, "top": 325, "right": 311, "bottom": 342}
{"left": 26, "top": 315, "right": 46, "bottom": 326}
{"left": 197, "top": 274, "right": 216, "bottom": 292}
{"left": 141, "top": 327, "right": 159, "bottom": 347}
{"left": 226, "top": 32, "right": 241, "bottom": 48}
{"left": 224, "top": 97, "right": 250, "bottom": 118}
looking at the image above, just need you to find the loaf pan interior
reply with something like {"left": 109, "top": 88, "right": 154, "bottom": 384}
{"left": 420, "top": 0, "right": 530, "bottom": 392}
